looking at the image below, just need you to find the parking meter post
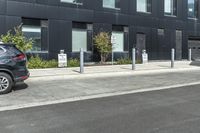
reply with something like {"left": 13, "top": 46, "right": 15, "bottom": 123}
{"left": 132, "top": 48, "right": 136, "bottom": 70}
{"left": 188, "top": 48, "right": 192, "bottom": 61}
{"left": 80, "top": 48, "right": 84, "bottom": 73}
{"left": 171, "top": 48, "right": 175, "bottom": 68}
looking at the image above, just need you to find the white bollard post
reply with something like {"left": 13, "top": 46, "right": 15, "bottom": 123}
{"left": 132, "top": 48, "right": 136, "bottom": 70}
{"left": 80, "top": 48, "right": 84, "bottom": 73}
{"left": 188, "top": 48, "right": 192, "bottom": 61}
{"left": 171, "top": 48, "right": 175, "bottom": 68}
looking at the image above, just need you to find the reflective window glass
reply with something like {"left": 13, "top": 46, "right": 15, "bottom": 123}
{"left": 112, "top": 31, "right": 124, "bottom": 52}
{"left": 72, "top": 29, "right": 87, "bottom": 52}
{"left": 61, "top": 0, "right": 82, "bottom": 4}
{"left": 188, "top": 0, "right": 198, "bottom": 18}
{"left": 103, "top": 0, "right": 120, "bottom": 9}
{"left": 164, "top": 0, "right": 177, "bottom": 16}
{"left": 22, "top": 26, "right": 41, "bottom": 51}
{"left": 137, "top": 0, "right": 152, "bottom": 13}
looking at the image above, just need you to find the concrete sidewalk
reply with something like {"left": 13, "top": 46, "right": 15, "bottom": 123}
{"left": 0, "top": 61, "right": 200, "bottom": 112}
{"left": 29, "top": 61, "right": 200, "bottom": 79}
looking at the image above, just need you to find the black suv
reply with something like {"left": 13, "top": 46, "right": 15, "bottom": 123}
{"left": 0, "top": 44, "right": 29, "bottom": 94}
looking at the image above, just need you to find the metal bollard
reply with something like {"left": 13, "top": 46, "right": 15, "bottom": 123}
{"left": 171, "top": 48, "right": 175, "bottom": 68}
{"left": 112, "top": 46, "right": 114, "bottom": 65}
{"left": 132, "top": 48, "right": 136, "bottom": 70}
{"left": 188, "top": 48, "right": 192, "bottom": 61}
{"left": 80, "top": 48, "right": 84, "bottom": 73}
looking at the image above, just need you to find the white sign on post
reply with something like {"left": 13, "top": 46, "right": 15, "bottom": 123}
{"left": 58, "top": 54, "right": 67, "bottom": 67}
{"left": 111, "top": 35, "right": 117, "bottom": 44}
{"left": 111, "top": 35, "right": 116, "bottom": 65}
{"left": 142, "top": 50, "right": 148, "bottom": 64}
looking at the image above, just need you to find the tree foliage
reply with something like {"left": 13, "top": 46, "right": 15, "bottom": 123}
{"left": 94, "top": 32, "right": 112, "bottom": 64}
{"left": 0, "top": 24, "right": 33, "bottom": 52}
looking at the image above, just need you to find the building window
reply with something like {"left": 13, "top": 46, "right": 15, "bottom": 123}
{"left": 137, "top": 0, "right": 152, "bottom": 13}
{"left": 22, "top": 19, "right": 48, "bottom": 52}
{"left": 72, "top": 29, "right": 87, "bottom": 52}
{"left": 72, "top": 22, "right": 93, "bottom": 52}
{"left": 158, "top": 29, "right": 164, "bottom": 36}
{"left": 22, "top": 26, "right": 41, "bottom": 51}
{"left": 103, "top": 0, "right": 120, "bottom": 9}
{"left": 164, "top": 0, "right": 177, "bottom": 16}
{"left": 60, "top": 0, "right": 82, "bottom": 4}
{"left": 112, "top": 31, "right": 124, "bottom": 52}
{"left": 188, "top": 0, "right": 198, "bottom": 18}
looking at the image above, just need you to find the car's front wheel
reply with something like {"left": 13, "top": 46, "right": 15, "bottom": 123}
{"left": 0, "top": 72, "right": 13, "bottom": 94}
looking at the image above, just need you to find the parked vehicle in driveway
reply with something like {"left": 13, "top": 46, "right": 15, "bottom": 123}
{"left": 0, "top": 44, "right": 29, "bottom": 94}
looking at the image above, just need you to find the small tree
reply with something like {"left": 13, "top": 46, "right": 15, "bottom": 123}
{"left": 94, "top": 32, "right": 112, "bottom": 64}
{"left": 0, "top": 24, "right": 33, "bottom": 52}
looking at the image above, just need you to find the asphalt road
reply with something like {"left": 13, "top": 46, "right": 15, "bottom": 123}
{"left": 1, "top": 84, "right": 200, "bottom": 133}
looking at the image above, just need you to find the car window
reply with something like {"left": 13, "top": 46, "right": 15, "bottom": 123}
{"left": 1, "top": 45, "right": 21, "bottom": 56}
{"left": 0, "top": 47, "right": 8, "bottom": 64}
{"left": 0, "top": 47, "right": 5, "bottom": 55}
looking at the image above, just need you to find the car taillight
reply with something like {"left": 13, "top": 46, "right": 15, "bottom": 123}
{"left": 13, "top": 53, "right": 26, "bottom": 61}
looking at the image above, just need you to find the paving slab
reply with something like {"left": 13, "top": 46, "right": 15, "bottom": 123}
{"left": 0, "top": 61, "right": 200, "bottom": 111}
{"left": 29, "top": 61, "right": 197, "bottom": 78}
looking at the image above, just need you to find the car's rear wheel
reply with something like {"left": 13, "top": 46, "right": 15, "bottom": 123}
{"left": 0, "top": 72, "right": 13, "bottom": 94}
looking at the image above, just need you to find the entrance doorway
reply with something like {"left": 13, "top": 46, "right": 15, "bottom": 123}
{"left": 175, "top": 30, "right": 182, "bottom": 60}
{"left": 136, "top": 33, "right": 146, "bottom": 61}
{"left": 188, "top": 37, "right": 200, "bottom": 60}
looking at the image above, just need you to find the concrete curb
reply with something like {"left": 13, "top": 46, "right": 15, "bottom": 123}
{"left": 1, "top": 81, "right": 200, "bottom": 112}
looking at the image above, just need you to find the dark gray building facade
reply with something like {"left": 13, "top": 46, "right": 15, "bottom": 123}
{"left": 0, "top": 0, "right": 200, "bottom": 61}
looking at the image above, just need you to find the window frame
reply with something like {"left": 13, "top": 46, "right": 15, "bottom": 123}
{"left": 188, "top": 0, "right": 199, "bottom": 19}
{"left": 72, "top": 28, "right": 88, "bottom": 52}
{"left": 111, "top": 31, "right": 124, "bottom": 52}
{"left": 136, "top": 0, "right": 152, "bottom": 14}
{"left": 164, "top": 0, "right": 178, "bottom": 17}
{"left": 60, "top": 0, "right": 83, "bottom": 5}
{"left": 22, "top": 25, "right": 43, "bottom": 52}
{"left": 102, "top": 0, "right": 121, "bottom": 10}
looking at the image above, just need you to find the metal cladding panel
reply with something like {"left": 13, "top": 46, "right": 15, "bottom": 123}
{"left": 59, "top": 7, "right": 94, "bottom": 22}
{"left": 182, "top": 31, "right": 188, "bottom": 59}
{"left": 0, "top": 15, "right": 5, "bottom": 35}
{"left": 150, "top": 28, "right": 159, "bottom": 60}
{"left": 7, "top": 1, "right": 35, "bottom": 17}
{"left": 94, "top": 11, "right": 130, "bottom": 25}
{"left": 48, "top": 19, "right": 72, "bottom": 59}
{"left": 1, "top": 0, "right": 200, "bottom": 60}
{"left": 175, "top": 30, "right": 183, "bottom": 60}
{"left": 7, "top": 1, "right": 48, "bottom": 18}
{"left": 0, "top": 0, "right": 6, "bottom": 15}
{"left": 93, "top": 23, "right": 112, "bottom": 35}
{"left": 5, "top": 16, "right": 21, "bottom": 32}
{"left": 120, "top": 0, "right": 130, "bottom": 14}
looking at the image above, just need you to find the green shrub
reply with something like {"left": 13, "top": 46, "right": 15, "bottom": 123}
{"left": 67, "top": 58, "right": 80, "bottom": 67}
{"left": 136, "top": 59, "right": 142, "bottom": 64}
{"left": 28, "top": 55, "right": 58, "bottom": 69}
{"left": 1, "top": 24, "right": 33, "bottom": 52}
{"left": 116, "top": 57, "right": 132, "bottom": 65}
{"left": 44, "top": 59, "right": 58, "bottom": 68}
{"left": 94, "top": 32, "right": 112, "bottom": 64}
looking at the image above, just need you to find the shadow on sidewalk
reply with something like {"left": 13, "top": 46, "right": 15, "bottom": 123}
{"left": 190, "top": 61, "right": 200, "bottom": 67}
{"left": 73, "top": 70, "right": 80, "bottom": 73}
{"left": 120, "top": 67, "right": 132, "bottom": 70}
{"left": 13, "top": 82, "right": 29, "bottom": 92}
